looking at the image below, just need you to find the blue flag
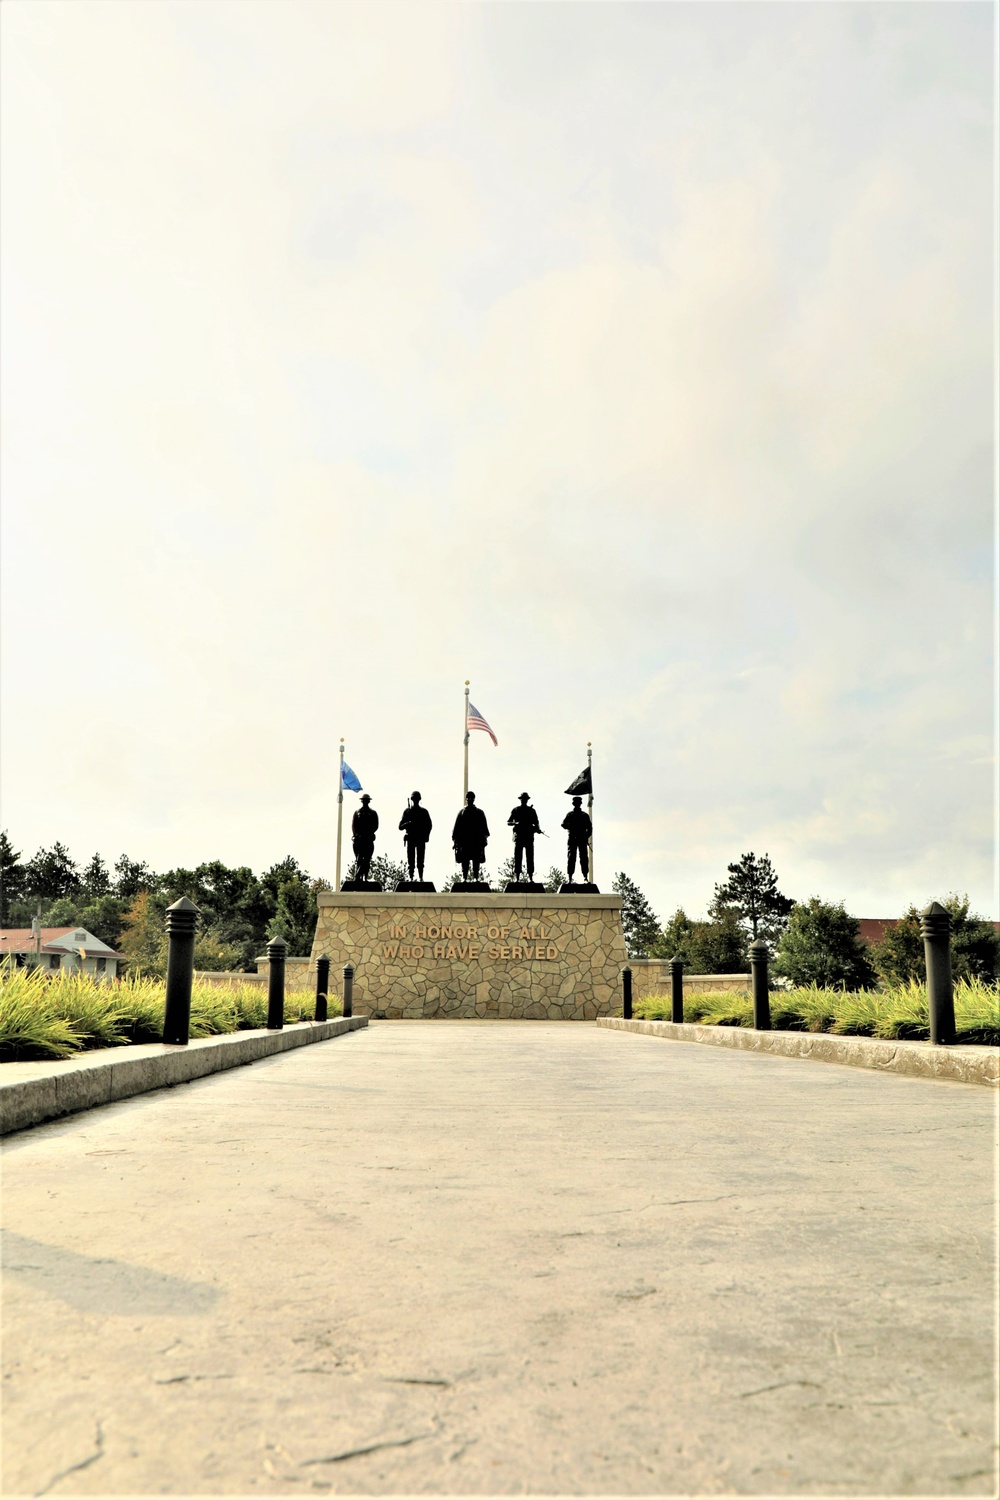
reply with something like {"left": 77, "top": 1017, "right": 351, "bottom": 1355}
{"left": 341, "top": 760, "right": 362, "bottom": 792}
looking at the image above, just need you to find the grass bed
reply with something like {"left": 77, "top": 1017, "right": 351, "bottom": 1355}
{"left": 0, "top": 968, "right": 340, "bottom": 1062}
{"left": 634, "top": 979, "right": 999, "bottom": 1045}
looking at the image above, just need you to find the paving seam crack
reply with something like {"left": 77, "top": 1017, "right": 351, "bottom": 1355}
{"left": 33, "top": 1421, "right": 104, "bottom": 1497}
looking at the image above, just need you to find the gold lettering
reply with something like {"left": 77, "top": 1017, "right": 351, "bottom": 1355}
{"left": 469, "top": 943, "right": 480, "bottom": 959}
{"left": 446, "top": 944, "right": 456, "bottom": 959}
{"left": 500, "top": 944, "right": 510, "bottom": 959}
{"left": 489, "top": 944, "right": 499, "bottom": 959}
{"left": 412, "top": 944, "right": 424, "bottom": 959}
{"left": 547, "top": 945, "right": 558, "bottom": 959}
{"left": 535, "top": 944, "right": 545, "bottom": 959}
{"left": 500, "top": 927, "right": 510, "bottom": 940}
{"left": 381, "top": 943, "right": 399, "bottom": 958}
{"left": 428, "top": 925, "right": 439, "bottom": 939}
{"left": 434, "top": 943, "right": 445, "bottom": 958}
{"left": 518, "top": 927, "right": 531, "bottom": 942}
{"left": 487, "top": 924, "right": 500, "bottom": 940}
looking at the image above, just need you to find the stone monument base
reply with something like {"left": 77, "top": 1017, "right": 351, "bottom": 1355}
{"left": 310, "top": 891, "right": 626, "bottom": 1020}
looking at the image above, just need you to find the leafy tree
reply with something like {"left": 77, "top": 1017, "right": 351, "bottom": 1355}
{"left": 268, "top": 875, "right": 318, "bottom": 955}
{"left": 192, "top": 929, "right": 242, "bottom": 971}
{"left": 711, "top": 852, "right": 794, "bottom": 944}
{"left": 77, "top": 894, "right": 128, "bottom": 950}
{"left": 119, "top": 891, "right": 167, "bottom": 975}
{"left": 114, "top": 854, "right": 157, "bottom": 901}
{"left": 544, "top": 866, "right": 567, "bottom": 893}
{"left": 24, "top": 843, "right": 80, "bottom": 903}
{"left": 870, "top": 897, "right": 1000, "bottom": 986}
{"left": 687, "top": 910, "right": 749, "bottom": 973}
{"left": 344, "top": 854, "right": 407, "bottom": 891}
{"left": 612, "top": 872, "right": 661, "bottom": 958}
{"left": 80, "top": 854, "right": 112, "bottom": 899}
{"left": 0, "top": 832, "right": 25, "bottom": 924}
{"left": 650, "top": 906, "right": 748, "bottom": 972}
{"left": 773, "top": 899, "right": 875, "bottom": 989}
{"left": 41, "top": 896, "right": 81, "bottom": 927}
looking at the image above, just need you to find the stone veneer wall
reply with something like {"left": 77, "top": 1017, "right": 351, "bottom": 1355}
{"left": 310, "top": 893, "right": 626, "bottom": 1019}
{"left": 628, "top": 962, "right": 751, "bottom": 1000}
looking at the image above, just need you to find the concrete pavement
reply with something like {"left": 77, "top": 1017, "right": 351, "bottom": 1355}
{"left": 1, "top": 1021, "right": 996, "bottom": 1495}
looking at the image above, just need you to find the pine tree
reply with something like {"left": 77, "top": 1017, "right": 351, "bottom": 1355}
{"left": 611, "top": 872, "right": 661, "bottom": 958}
{"left": 0, "top": 832, "right": 24, "bottom": 925}
{"left": 711, "top": 852, "right": 794, "bottom": 944}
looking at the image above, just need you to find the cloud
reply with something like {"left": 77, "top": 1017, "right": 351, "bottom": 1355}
{"left": 1, "top": 1, "right": 993, "bottom": 919}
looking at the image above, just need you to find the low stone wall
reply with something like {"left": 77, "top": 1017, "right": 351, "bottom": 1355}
{"left": 252, "top": 956, "right": 315, "bottom": 991}
{"left": 628, "top": 961, "right": 750, "bottom": 1000}
{"left": 193, "top": 970, "right": 266, "bottom": 988}
{"left": 311, "top": 892, "right": 626, "bottom": 1019}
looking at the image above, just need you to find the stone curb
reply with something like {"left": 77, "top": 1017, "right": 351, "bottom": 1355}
{"left": 597, "top": 1016, "right": 998, "bottom": 1087}
{"left": 0, "top": 1017, "right": 369, "bottom": 1136}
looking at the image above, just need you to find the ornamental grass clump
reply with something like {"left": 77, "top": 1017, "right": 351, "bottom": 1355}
{"left": 0, "top": 967, "right": 340, "bottom": 1061}
{"left": 633, "top": 978, "right": 999, "bottom": 1045}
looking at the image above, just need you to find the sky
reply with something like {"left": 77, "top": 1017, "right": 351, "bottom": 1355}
{"left": 1, "top": 0, "right": 995, "bottom": 923}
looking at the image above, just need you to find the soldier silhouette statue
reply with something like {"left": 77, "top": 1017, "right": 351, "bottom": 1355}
{"left": 399, "top": 792, "right": 432, "bottom": 885}
{"left": 561, "top": 796, "right": 592, "bottom": 884}
{"left": 507, "top": 792, "right": 542, "bottom": 884}
{"left": 452, "top": 791, "right": 490, "bottom": 884}
{"left": 350, "top": 794, "right": 379, "bottom": 883}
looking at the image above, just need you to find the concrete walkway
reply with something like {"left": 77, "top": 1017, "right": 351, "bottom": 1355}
{"left": 1, "top": 1022, "right": 995, "bottom": 1496}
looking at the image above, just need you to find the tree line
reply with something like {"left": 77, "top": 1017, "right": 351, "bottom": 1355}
{"left": 3, "top": 835, "right": 996, "bottom": 987}
{"left": 0, "top": 833, "right": 320, "bottom": 975}
{"left": 612, "top": 852, "right": 999, "bottom": 987}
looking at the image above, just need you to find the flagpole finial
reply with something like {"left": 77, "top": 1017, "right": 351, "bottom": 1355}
{"left": 465, "top": 680, "right": 470, "bottom": 687}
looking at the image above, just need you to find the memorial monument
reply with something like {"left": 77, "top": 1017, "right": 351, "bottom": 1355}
{"left": 310, "top": 689, "right": 624, "bottom": 1017}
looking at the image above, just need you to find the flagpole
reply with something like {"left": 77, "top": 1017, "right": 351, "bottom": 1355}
{"left": 587, "top": 741, "right": 594, "bottom": 886}
{"left": 335, "top": 738, "right": 344, "bottom": 893}
{"left": 463, "top": 680, "right": 470, "bottom": 801}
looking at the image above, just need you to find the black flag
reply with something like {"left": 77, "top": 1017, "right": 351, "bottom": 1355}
{"left": 564, "top": 765, "right": 592, "bottom": 796}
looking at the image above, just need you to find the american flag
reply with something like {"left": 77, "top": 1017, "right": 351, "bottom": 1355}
{"left": 467, "top": 703, "right": 498, "bottom": 746}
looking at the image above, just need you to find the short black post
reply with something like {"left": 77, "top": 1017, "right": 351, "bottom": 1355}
{"left": 622, "top": 965, "right": 633, "bottom": 1020}
{"left": 670, "top": 955, "right": 684, "bottom": 1024}
{"left": 266, "top": 935, "right": 286, "bottom": 1030}
{"left": 163, "top": 896, "right": 199, "bottom": 1045}
{"left": 314, "top": 954, "right": 330, "bottom": 1023}
{"left": 920, "top": 901, "right": 956, "bottom": 1046}
{"left": 342, "top": 962, "right": 354, "bottom": 1019}
{"left": 750, "top": 938, "right": 771, "bottom": 1031}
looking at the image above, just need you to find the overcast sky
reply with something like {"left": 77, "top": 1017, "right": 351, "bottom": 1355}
{"left": 1, "top": 1, "right": 994, "bottom": 922}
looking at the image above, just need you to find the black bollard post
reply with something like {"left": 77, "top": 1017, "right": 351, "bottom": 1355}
{"left": 266, "top": 935, "right": 286, "bottom": 1030}
{"left": 920, "top": 901, "right": 956, "bottom": 1046}
{"left": 342, "top": 963, "right": 355, "bottom": 1018}
{"left": 163, "top": 896, "right": 199, "bottom": 1045}
{"left": 750, "top": 938, "right": 771, "bottom": 1031}
{"left": 670, "top": 955, "right": 684, "bottom": 1024}
{"left": 622, "top": 965, "right": 633, "bottom": 1020}
{"left": 314, "top": 955, "right": 330, "bottom": 1023}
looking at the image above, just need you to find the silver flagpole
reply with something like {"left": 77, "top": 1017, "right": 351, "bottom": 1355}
{"left": 335, "top": 738, "right": 345, "bottom": 892}
{"left": 587, "top": 741, "right": 594, "bottom": 886}
{"left": 463, "top": 681, "right": 470, "bottom": 802}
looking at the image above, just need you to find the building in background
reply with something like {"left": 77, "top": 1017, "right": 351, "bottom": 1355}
{"left": 0, "top": 926, "right": 123, "bottom": 980}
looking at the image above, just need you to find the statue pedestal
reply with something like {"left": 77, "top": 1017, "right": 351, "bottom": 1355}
{"left": 504, "top": 881, "right": 545, "bottom": 893}
{"left": 451, "top": 881, "right": 492, "bottom": 893}
{"left": 395, "top": 881, "right": 436, "bottom": 893}
{"left": 559, "top": 882, "right": 600, "bottom": 895}
{"left": 341, "top": 880, "right": 384, "bottom": 893}
{"left": 310, "top": 890, "right": 625, "bottom": 1020}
